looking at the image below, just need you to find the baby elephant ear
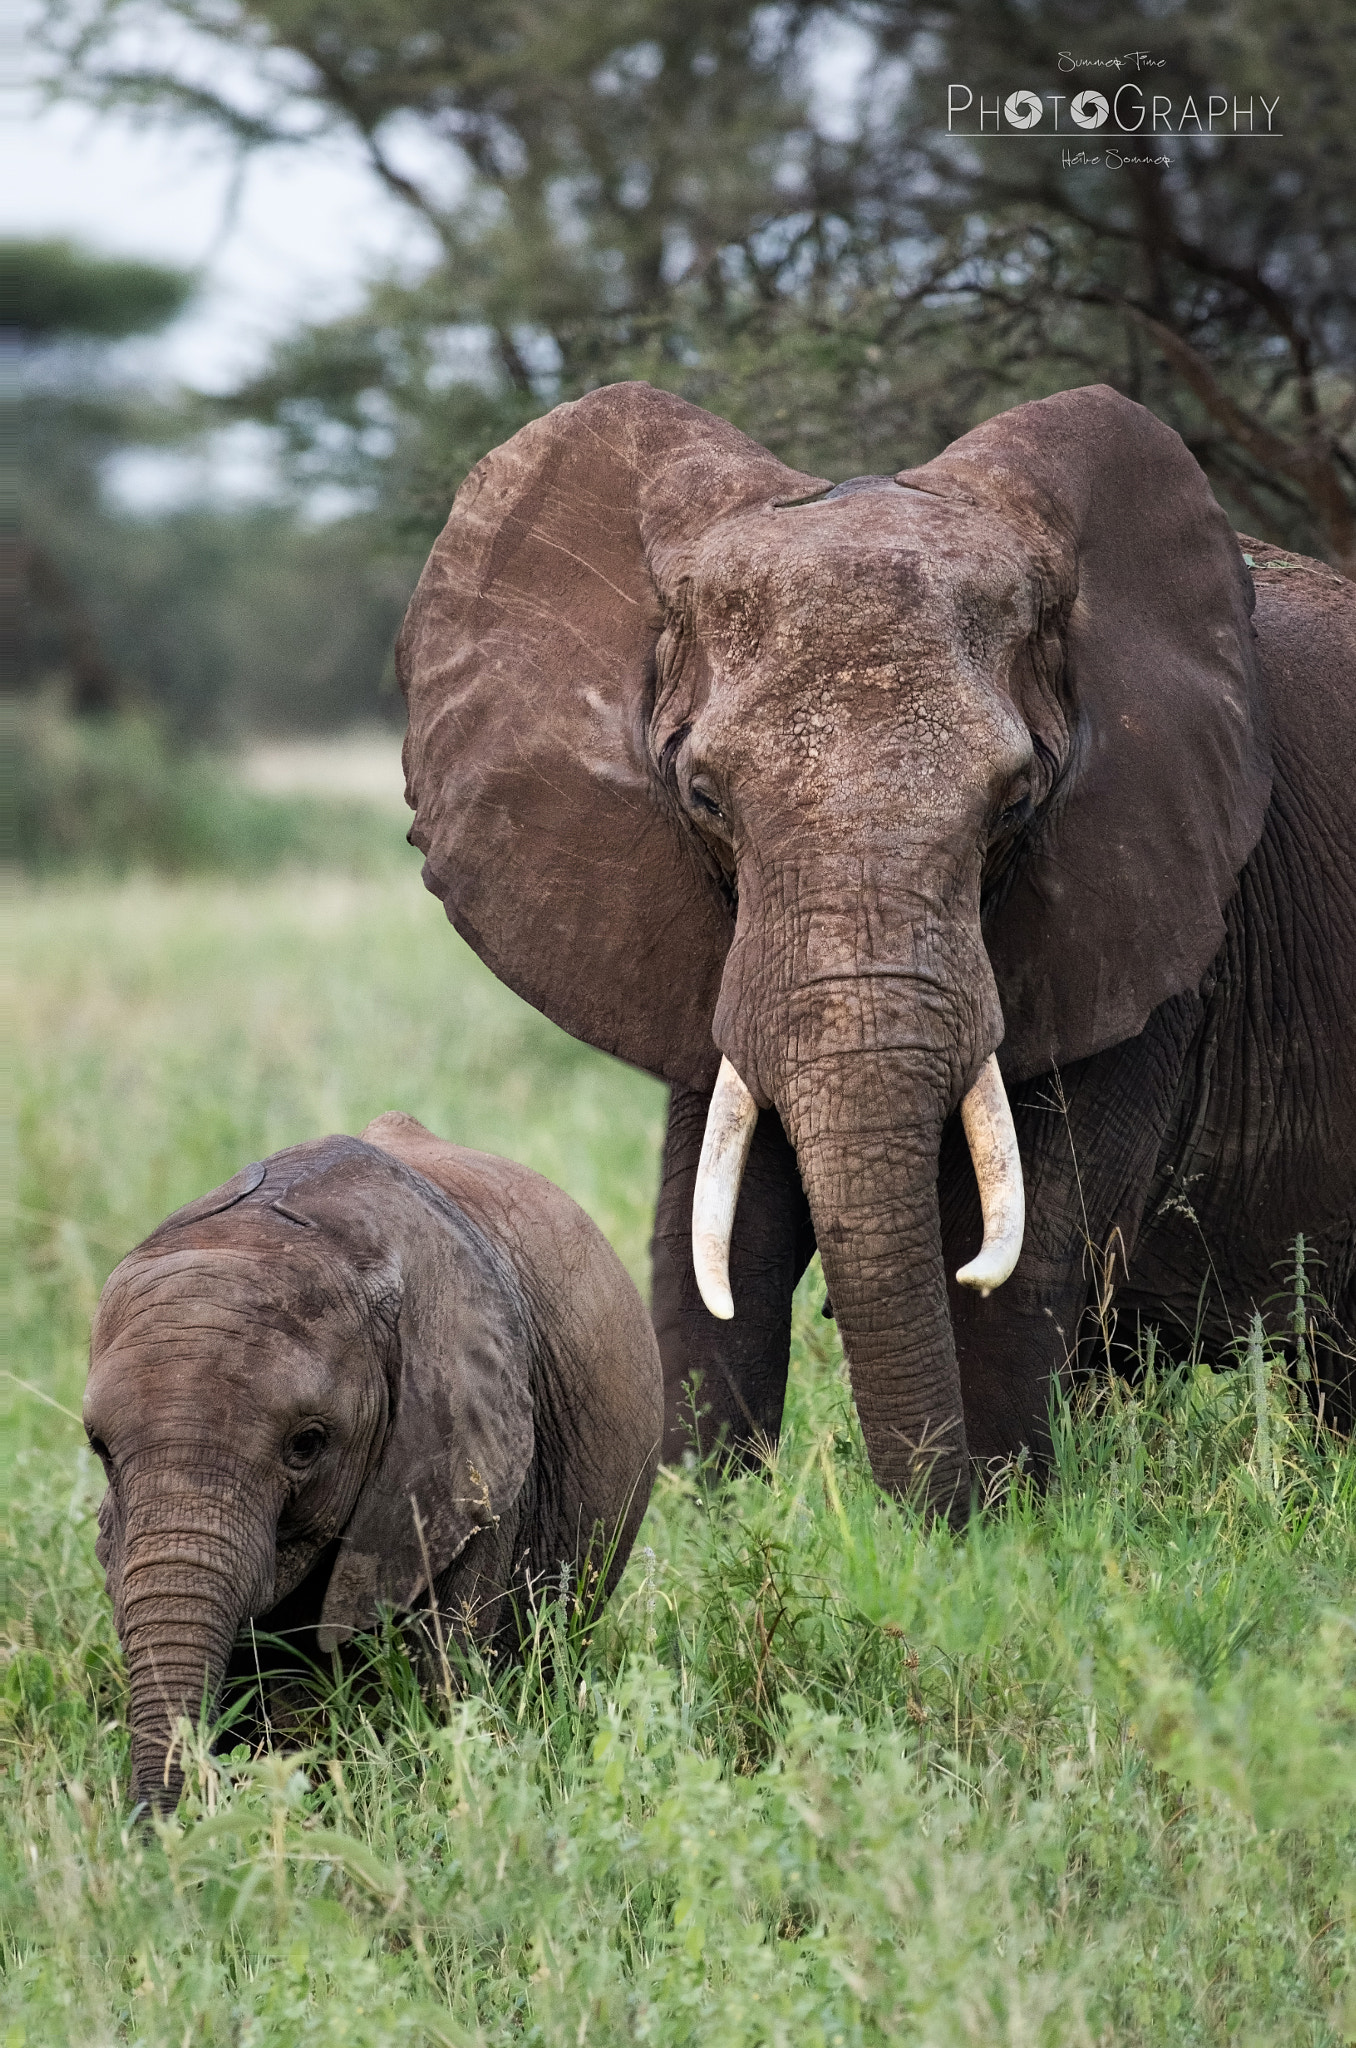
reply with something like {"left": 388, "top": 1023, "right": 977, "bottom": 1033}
{"left": 144, "top": 1160, "right": 267, "bottom": 1241}
{"left": 399, "top": 380, "right": 828, "bottom": 1091}
{"left": 317, "top": 1185, "right": 535, "bottom": 1652}
{"left": 900, "top": 385, "right": 1271, "bottom": 1080}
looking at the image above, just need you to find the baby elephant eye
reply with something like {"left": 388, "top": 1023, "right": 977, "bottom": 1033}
{"left": 285, "top": 1425, "right": 327, "bottom": 1470}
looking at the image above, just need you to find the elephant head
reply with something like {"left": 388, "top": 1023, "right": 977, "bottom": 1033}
{"left": 84, "top": 1137, "right": 534, "bottom": 1811}
{"left": 397, "top": 383, "right": 1269, "bottom": 1512}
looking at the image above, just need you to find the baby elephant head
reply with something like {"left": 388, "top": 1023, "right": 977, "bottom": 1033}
{"left": 84, "top": 1136, "right": 534, "bottom": 1812}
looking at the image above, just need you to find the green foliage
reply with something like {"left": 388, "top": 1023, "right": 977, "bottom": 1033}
{"left": 5, "top": 869, "right": 1354, "bottom": 2042}
{"left": 25, "top": 501, "right": 415, "bottom": 739}
{"left": 2, "top": 237, "right": 194, "bottom": 339}
{"left": 10, "top": 707, "right": 411, "bottom": 875}
{"left": 19, "top": 4, "right": 1354, "bottom": 746}
{"left": 39, "top": 1, "right": 1354, "bottom": 565}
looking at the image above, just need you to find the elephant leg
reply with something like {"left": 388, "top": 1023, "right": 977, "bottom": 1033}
{"left": 940, "top": 994, "right": 1204, "bottom": 1481}
{"left": 1321, "top": 1260, "right": 1355, "bottom": 1430}
{"left": 651, "top": 1084, "right": 816, "bottom": 1465}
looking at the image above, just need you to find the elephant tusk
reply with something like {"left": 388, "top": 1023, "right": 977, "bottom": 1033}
{"left": 692, "top": 1056, "right": 760, "bottom": 1320}
{"left": 955, "top": 1054, "right": 1025, "bottom": 1297}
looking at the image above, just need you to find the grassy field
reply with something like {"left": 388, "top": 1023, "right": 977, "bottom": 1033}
{"left": 4, "top": 845, "right": 1355, "bottom": 2046}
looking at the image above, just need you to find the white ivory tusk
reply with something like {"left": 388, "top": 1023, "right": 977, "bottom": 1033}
{"left": 692, "top": 1056, "right": 760, "bottom": 1320}
{"left": 955, "top": 1054, "right": 1025, "bottom": 1297}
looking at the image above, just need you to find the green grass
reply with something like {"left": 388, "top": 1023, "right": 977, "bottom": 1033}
{"left": 4, "top": 866, "right": 1354, "bottom": 2046}
{"left": 10, "top": 707, "right": 411, "bottom": 879}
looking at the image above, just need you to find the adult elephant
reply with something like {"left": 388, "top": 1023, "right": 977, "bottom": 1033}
{"left": 397, "top": 381, "right": 1355, "bottom": 1516}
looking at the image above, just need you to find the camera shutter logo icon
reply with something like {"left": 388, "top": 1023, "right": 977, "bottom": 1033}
{"left": 1004, "top": 91, "right": 1044, "bottom": 129}
{"left": 1070, "top": 90, "right": 1110, "bottom": 129}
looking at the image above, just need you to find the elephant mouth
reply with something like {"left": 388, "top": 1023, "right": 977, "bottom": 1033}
{"left": 691, "top": 1052, "right": 1025, "bottom": 1321}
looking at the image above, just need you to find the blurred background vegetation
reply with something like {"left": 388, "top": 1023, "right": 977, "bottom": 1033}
{"left": 11, "top": 0, "right": 1356, "bottom": 866}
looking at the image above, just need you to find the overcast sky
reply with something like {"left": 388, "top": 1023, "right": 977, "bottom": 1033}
{"left": 7, "top": 68, "right": 452, "bottom": 506}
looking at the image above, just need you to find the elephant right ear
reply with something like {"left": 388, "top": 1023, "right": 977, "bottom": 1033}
{"left": 899, "top": 385, "right": 1271, "bottom": 1080}
{"left": 397, "top": 381, "right": 828, "bottom": 1090}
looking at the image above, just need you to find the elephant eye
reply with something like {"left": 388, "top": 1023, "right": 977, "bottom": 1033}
{"left": 86, "top": 1432, "right": 110, "bottom": 1465}
{"left": 998, "top": 777, "right": 1034, "bottom": 832}
{"left": 285, "top": 1425, "right": 327, "bottom": 1470}
{"left": 688, "top": 780, "right": 724, "bottom": 822}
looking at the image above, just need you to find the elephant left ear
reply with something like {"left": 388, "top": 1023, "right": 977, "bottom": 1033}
{"left": 899, "top": 384, "right": 1272, "bottom": 1082}
{"left": 396, "top": 381, "right": 829, "bottom": 1092}
{"left": 317, "top": 1172, "right": 534, "bottom": 1652}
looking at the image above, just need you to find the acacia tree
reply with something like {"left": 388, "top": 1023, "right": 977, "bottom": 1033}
{"left": 13, "top": 239, "right": 195, "bottom": 710}
{"left": 39, "top": 0, "right": 1354, "bottom": 566}
{"left": 37, "top": 0, "right": 871, "bottom": 515}
{"left": 867, "top": 0, "right": 1356, "bottom": 572}
{"left": 13, "top": 238, "right": 409, "bottom": 734}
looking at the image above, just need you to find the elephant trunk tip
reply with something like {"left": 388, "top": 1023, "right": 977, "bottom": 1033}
{"left": 692, "top": 1055, "right": 760, "bottom": 1320}
{"left": 955, "top": 1054, "right": 1025, "bottom": 1296}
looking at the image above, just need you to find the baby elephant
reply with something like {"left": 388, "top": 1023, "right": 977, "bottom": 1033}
{"left": 84, "top": 1113, "right": 663, "bottom": 1811}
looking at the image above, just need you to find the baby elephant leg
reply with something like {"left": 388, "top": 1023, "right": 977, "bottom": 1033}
{"left": 651, "top": 1084, "right": 816, "bottom": 1465}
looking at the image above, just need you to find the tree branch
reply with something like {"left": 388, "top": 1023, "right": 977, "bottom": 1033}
{"left": 1103, "top": 298, "right": 1354, "bottom": 575}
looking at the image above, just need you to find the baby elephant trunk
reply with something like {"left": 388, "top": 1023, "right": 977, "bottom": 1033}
{"left": 122, "top": 1562, "right": 247, "bottom": 1811}
{"left": 116, "top": 1477, "right": 276, "bottom": 1812}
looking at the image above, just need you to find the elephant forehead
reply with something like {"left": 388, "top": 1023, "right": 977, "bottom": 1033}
{"left": 679, "top": 511, "right": 1035, "bottom": 824}
{"left": 92, "top": 1244, "right": 368, "bottom": 1359}
{"left": 85, "top": 1321, "right": 371, "bottom": 1468}
{"left": 688, "top": 496, "right": 1033, "bottom": 658}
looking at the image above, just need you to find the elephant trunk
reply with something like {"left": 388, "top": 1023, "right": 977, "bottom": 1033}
{"left": 695, "top": 1050, "right": 1023, "bottom": 1317}
{"left": 710, "top": 853, "right": 1011, "bottom": 1516}
{"left": 116, "top": 1468, "right": 277, "bottom": 1811}
{"left": 122, "top": 1575, "right": 242, "bottom": 1810}
{"left": 779, "top": 1040, "right": 972, "bottom": 1511}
